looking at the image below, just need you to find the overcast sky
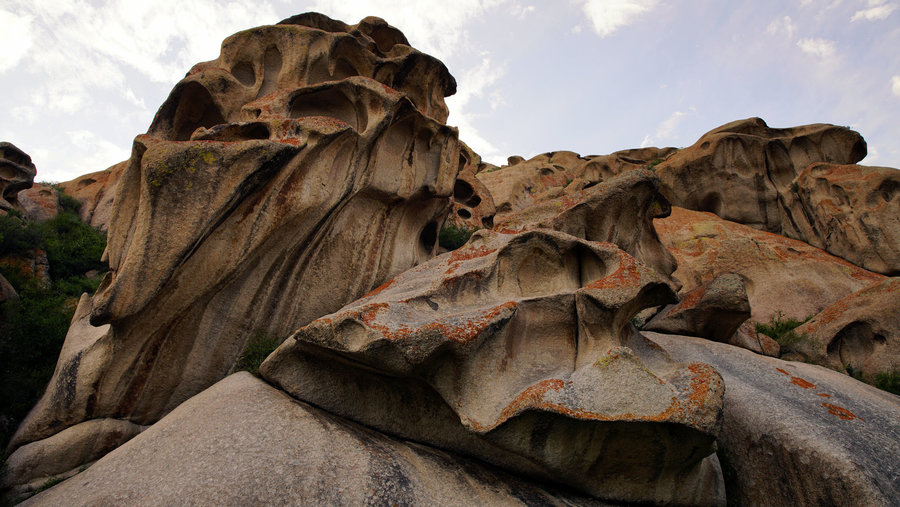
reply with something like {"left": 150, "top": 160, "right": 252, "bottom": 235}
{"left": 2, "top": 0, "right": 898, "bottom": 182}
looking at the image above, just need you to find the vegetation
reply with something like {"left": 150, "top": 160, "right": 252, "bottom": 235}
{"left": 233, "top": 332, "right": 282, "bottom": 376}
{"left": 438, "top": 222, "right": 478, "bottom": 251}
{"left": 874, "top": 368, "right": 900, "bottom": 396}
{"left": 0, "top": 192, "right": 107, "bottom": 449}
{"left": 754, "top": 311, "right": 813, "bottom": 352}
{"left": 647, "top": 159, "right": 665, "bottom": 171}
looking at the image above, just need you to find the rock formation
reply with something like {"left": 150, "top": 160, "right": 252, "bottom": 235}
{"left": 8, "top": 13, "right": 460, "bottom": 474}
{"left": 445, "top": 141, "right": 496, "bottom": 231}
{"left": 56, "top": 161, "right": 126, "bottom": 231}
{"left": 262, "top": 229, "right": 725, "bottom": 505}
{"left": 645, "top": 273, "right": 751, "bottom": 342}
{"left": 0, "top": 142, "right": 36, "bottom": 211}
{"left": 15, "top": 184, "right": 59, "bottom": 223}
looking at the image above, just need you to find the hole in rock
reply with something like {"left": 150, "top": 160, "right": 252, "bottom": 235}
{"left": 457, "top": 208, "right": 472, "bottom": 219}
{"left": 420, "top": 221, "right": 438, "bottom": 251}
{"left": 77, "top": 178, "right": 96, "bottom": 188}
{"left": 256, "top": 46, "right": 283, "bottom": 100}
{"left": 290, "top": 88, "right": 362, "bottom": 132}
{"left": 453, "top": 180, "right": 481, "bottom": 207}
{"left": 481, "top": 216, "right": 494, "bottom": 229}
{"left": 171, "top": 82, "right": 226, "bottom": 141}
{"left": 698, "top": 192, "right": 722, "bottom": 216}
{"left": 231, "top": 61, "right": 255, "bottom": 87}
{"left": 827, "top": 321, "right": 877, "bottom": 370}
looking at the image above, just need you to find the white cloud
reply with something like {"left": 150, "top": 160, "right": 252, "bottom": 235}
{"left": 851, "top": 2, "right": 897, "bottom": 20}
{"left": 0, "top": 8, "right": 34, "bottom": 73}
{"left": 892, "top": 75, "right": 900, "bottom": 96}
{"left": 63, "top": 130, "right": 131, "bottom": 177}
{"left": 571, "top": 24, "right": 584, "bottom": 34}
{"left": 767, "top": 15, "right": 797, "bottom": 38}
{"left": 446, "top": 55, "right": 508, "bottom": 163}
{"left": 641, "top": 110, "right": 688, "bottom": 148}
{"left": 797, "top": 37, "right": 836, "bottom": 58}
{"left": 580, "top": 0, "right": 660, "bottom": 38}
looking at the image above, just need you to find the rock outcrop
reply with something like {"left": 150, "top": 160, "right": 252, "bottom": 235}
{"left": 655, "top": 207, "right": 885, "bottom": 323}
{"left": 645, "top": 273, "right": 751, "bottom": 342}
{"left": 263, "top": 229, "right": 726, "bottom": 505}
{"left": 0, "top": 142, "right": 36, "bottom": 211}
{"left": 791, "top": 277, "right": 900, "bottom": 382}
{"left": 9, "top": 13, "right": 460, "bottom": 472}
{"left": 445, "top": 141, "right": 496, "bottom": 231}
{"left": 56, "top": 161, "right": 127, "bottom": 231}
{"left": 647, "top": 332, "right": 900, "bottom": 507}
{"left": 15, "top": 184, "right": 59, "bottom": 223}
{"left": 783, "top": 163, "right": 900, "bottom": 275}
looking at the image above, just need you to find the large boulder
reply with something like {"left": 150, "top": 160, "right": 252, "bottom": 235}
{"left": 791, "top": 277, "right": 900, "bottom": 382}
{"left": 646, "top": 332, "right": 900, "bottom": 507}
{"left": 479, "top": 147, "right": 677, "bottom": 218}
{"left": 56, "top": 161, "right": 127, "bottom": 231}
{"left": 783, "top": 163, "right": 900, "bottom": 275}
{"left": 654, "top": 207, "right": 885, "bottom": 323}
{"left": 0, "top": 142, "right": 36, "bottom": 211}
{"left": 654, "top": 117, "right": 866, "bottom": 232}
{"left": 645, "top": 273, "right": 751, "bottom": 342}
{"left": 263, "top": 229, "right": 726, "bottom": 505}
{"left": 9, "top": 12, "right": 460, "bottom": 471}
{"left": 15, "top": 184, "right": 59, "bottom": 223}
{"left": 19, "top": 373, "right": 607, "bottom": 506}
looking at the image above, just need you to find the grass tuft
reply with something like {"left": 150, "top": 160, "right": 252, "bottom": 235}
{"left": 755, "top": 311, "right": 813, "bottom": 352}
{"left": 438, "top": 222, "right": 477, "bottom": 251}
{"left": 234, "top": 332, "right": 282, "bottom": 376}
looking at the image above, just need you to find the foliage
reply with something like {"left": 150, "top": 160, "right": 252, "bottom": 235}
{"left": 754, "top": 311, "right": 813, "bottom": 352}
{"left": 234, "top": 332, "right": 282, "bottom": 376}
{"left": 33, "top": 475, "right": 64, "bottom": 494}
{"left": 438, "top": 222, "right": 477, "bottom": 251}
{"left": 874, "top": 368, "right": 900, "bottom": 396}
{"left": 647, "top": 159, "right": 664, "bottom": 171}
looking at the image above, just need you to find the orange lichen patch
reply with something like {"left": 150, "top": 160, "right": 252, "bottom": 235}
{"left": 440, "top": 270, "right": 485, "bottom": 291}
{"left": 421, "top": 301, "right": 517, "bottom": 344}
{"left": 676, "top": 285, "right": 706, "bottom": 310}
{"left": 363, "top": 277, "right": 395, "bottom": 298}
{"left": 776, "top": 368, "right": 791, "bottom": 376}
{"left": 822, "top": 403, "right": 863, "bottom": 421}
{"left": 790, "top": 377, "right": 816, "bottom": 389}
{"left": 686, "top": 363, "right": 715, "bottom": 408}
{"left": 448, "top": 246, "right": 497, "bottom": 264}
{"left": 584, "top": 256, "right": 643, "bottom": 290}
{"left": 817, "top": 393, "right": 832, "bottom": 398}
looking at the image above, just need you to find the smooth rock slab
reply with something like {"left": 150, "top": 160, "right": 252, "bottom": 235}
{"left": 645, "top": 332, "right": 900, "bottom": 507}
{"left": 22, "top": 373, "right": 607, "bottom": 506}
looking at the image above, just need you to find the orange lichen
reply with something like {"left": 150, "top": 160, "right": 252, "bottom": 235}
{"left": 448, "top": 246, "right": 496, "bottom": 264}
{"left": 776, "top": 368, "right": 790, "bottom": 376}
{"left": 584, "top": 256, "right": 642, "bottom": 290}
{"left": 421, "top": 301, "right": 517, "bottom": 344}
{"left": 822, "top": 403, "right": 863, "bottom": 421}
{"left": 363, "top": 277, "right": 395, "bottom": 298}
{"left": 790, "top": 377, "right": 816, "bottom": 389}
{"left": 677, "top": 285, "right": 706, "bottom": 310}
{"left": 817, "top": 393, "right": 832, "bottom": 398}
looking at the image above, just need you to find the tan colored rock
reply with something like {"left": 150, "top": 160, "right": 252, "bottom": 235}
{"left": 645, "top": 273, "right": 751, "bottom": 342}
{"left": 10, "top": 13, "right": 459, "bottom": 465}
{"left": 791, "top": 277, "right": 900, "bottom": 382}
{"left": 647, "top": 332, "right": 900, "bottom": 507}
{"left": 479, "top": 147, "right": 677, "bottom": 218}
{"left": 727, "top": 321, "right": 780, "bottom": 357}
{"left": 56, "top": 161, "right": 127, "bottom": 231}
{"left": 783, "top": 163, "right": 900, "bottom": 275}
{"left": 0, "top": 142, "right": 36, "bottom": 211}
{"left": 21, "top": 373, "right": 609, "bottom": 506}
{"left": 445, "top": 141, "right": 496, "bottom": 230}
{"left": 655, "top": 117, "right": 866, "bottom": 231}
{"left": 16, "top": 184, "right": 59, "bottom": 223}
{"left": 655, "top": 207, "right": 885, "bottom": 323}
{"left": 493, "top": 168, "right": 678, "bottom": 279}
{"left": 263, "top": 229, "right": 726, "bottom": 505}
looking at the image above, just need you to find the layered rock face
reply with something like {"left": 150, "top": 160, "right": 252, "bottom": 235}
{"left": 0, "top": 142, "right": 36, "bottom": 211}
{"left": 9, "top": 13, "right": 459, "bottom": 467}
{"left": 263, "top": 229, "right": 725, "bottom": 505}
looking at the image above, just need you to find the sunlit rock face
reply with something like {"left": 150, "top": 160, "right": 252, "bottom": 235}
{"left": 10, "top": 13, "right": 459, "bottom": 453}
{"left": 446, "top": 141, "right": 496, "bottom": 231}
{"left": 0, "top": 142, "right": 36, "bottom": 211}
{"left": 262, "top": 229, "right": 726, "bottom": 505}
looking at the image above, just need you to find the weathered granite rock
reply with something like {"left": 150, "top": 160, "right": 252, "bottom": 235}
{"left": 9, "top": 13, "right": 460, "bottom": 468}
{"left": 0, "top": 142, "right": 36, "bottom": 211}
{"left": 791, "top": 277, "right": 900, "bottom": 382}
{"left": 20, "top": 373, "right": 608, "bottom": 506}
{"left": 783, "top": 163, "right": 900, "bottom": 275}
{"left": 655, "top": 207, "right": 885, "bottom": 322}
{"left": 645, "top": 273, "right": 751, "bottom": 342}
{"left": 727, "top": 321, "right": 780, "bottom": 357}
{"left": 646, "top": 332, "right": 900, "bottom": 507}
{"left": 56, "top": 161, "right": 127, "bottom": 231}
{"left": 263, "top": 229, "right": 726, "bottom": 505}
{"left": 493, "top": 168, "right": 678, "bottom": 280}
{"left": 15, "top": 184, "right": 59, "bottom": 223}
{"left": 654, "top": 117, "right": 866, "bottom": 232}
{"left": 446, "top": 141, "right": 496, "bottom": 230}
{"left": 479, "top": 147, "right": 677, "bottom": 218}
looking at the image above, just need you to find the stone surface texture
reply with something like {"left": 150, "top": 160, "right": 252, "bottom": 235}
{"left": 792, "top": 277, "right": 900, "bottom": 382}
{"left": 445, "top": 141, "right": 496, "bottom": 231}
{"left": 9, "top": 12, "right": 460, "bottom": 469}
{"left": 56, "top": 161, "right": 127, "bottom": 231}
{"left": 20, "top": 373, "right": 609, "bottom": 507}
{"left": 15, "top": 184, "right": 59, "bottom": 223}
{"left": 263, "top": 228, "right": 726, "bottom": 505}
{"left": 0, "top": 142, "right": 36, "bottom": 211}
{"left": 655, "top": 207, "right": 885, "bottom": 323}
{"left": 646, "top": 332, "right": 900, "bottom": 507}
{"left": 783, "top": 163, "right": 900, "bottom": 275}
{"left": 654, "top": 117, "right": 866, "bottom": 232}
{"left": 645, "top": 273, "right": 751, "bottom": 342}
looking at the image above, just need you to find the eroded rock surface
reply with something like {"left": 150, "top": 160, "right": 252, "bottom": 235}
{"left": 792, "top": 277, "right": 900, "bottom": 382}
{"left": 783, "top": 163, "right": 900, "bottom": 275}
{"left": 654, "top": 117, "right": 866, "bottom": 233}
{"left": 263, "top": 229, "right": 726, "bottom": 505}
{"left": 15, "top": 184, "right": 59, "bottom": 223}
{"left": 57, "top": 161, "right": 127, "bottom": 231}
{"left": 0, "top": 142, "right": 36, "bottom": 211}
{"left": 655, "top": 207, "right": 885, "bottom": 323}
{"left": 645, "top": 273, "right": 751, "bottom": 342}
{"left": 9, "top": 13, "right": 460, "bottom": 470}
{"left": 446, "top": 141, "right": 496, "bottom": 230}
{"left": 647, "top": 332, "right": 900, "bottom": 507}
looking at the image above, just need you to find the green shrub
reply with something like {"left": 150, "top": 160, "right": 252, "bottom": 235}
{"left": 874, "top": 368, "right": 900, "bottom": 395}
{"left": 755, "top": 311, "right": 813, "bottom": 352}
{"left": 438, "top": 222, "right": 477, "bottom": 251}
{"left": 234, "top": 332, "right": 282, "bottom": 376}
{"left": 647, "top": 159, "right": 664, "bottom": 170}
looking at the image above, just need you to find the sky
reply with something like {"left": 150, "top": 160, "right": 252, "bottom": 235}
{"left": 1, "top": 0, "right": 899, "bottom": 182}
